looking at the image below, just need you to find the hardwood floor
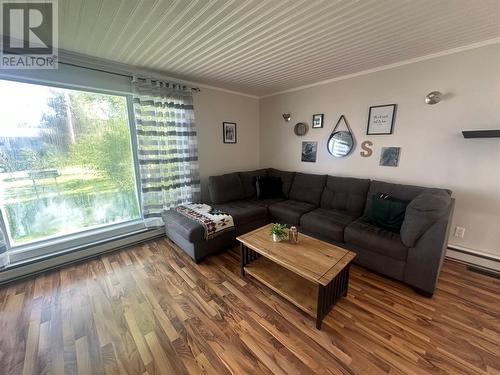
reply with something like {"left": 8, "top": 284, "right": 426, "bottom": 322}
{"left": 0, "top": 238, "right": 499, "bottom": 375}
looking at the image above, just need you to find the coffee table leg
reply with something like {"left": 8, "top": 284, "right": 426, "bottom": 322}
{"left": 240, "top": 243, "right": 246, "bottom": 277}
{"left": 239, "top": 244, "right": 260, "bottom": 277}
{"left": 316, "top": 285, "right": 325, "bottom": 329}
{"left": 344, "top": 266, "right": 350, "bottom": 297}
{"left": 315, "top": 265, "right": 351, "bottom": 330}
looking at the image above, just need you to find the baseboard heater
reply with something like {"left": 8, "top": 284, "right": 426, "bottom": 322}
{"left": 446, "top": 245, "right": 500, "bottom": 279}
{"left": 465, "top": 265, "right": 500, "bottom": 279}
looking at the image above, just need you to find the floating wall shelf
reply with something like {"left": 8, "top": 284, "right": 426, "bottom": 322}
{"left": 462, "top": 130, "right": 500, "bottom": 139}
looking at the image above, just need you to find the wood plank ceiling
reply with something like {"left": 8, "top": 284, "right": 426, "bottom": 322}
{"left": 59, "top": 0, "right": 500, "bottom": 96}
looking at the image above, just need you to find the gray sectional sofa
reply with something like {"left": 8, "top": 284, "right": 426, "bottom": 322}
{"left": 163, "top": 168, "right": 454, "bottom": 295}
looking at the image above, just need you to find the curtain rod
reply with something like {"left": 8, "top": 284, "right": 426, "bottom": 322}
{"left": 60, "top": 61, "right": 201, "bottom": 92}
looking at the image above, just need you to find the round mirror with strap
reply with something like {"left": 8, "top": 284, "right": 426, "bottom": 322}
{"left": 327, "top": 115, "right": 355, "bottom": 157}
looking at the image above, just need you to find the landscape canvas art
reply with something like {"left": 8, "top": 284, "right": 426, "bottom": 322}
{"left": 301, "top": 141, "right": 318, "bottom": 162}
{"left": 380, "top": 147, "right": 401, "bottom": 167}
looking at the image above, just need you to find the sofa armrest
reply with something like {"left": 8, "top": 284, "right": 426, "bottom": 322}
{"left": 400, "top": 189, "right": 452, "bottom": 247}
{"left": 404, "top": 198, "right": 455, "bottom": 295}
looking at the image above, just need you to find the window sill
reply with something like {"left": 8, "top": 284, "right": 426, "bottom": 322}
{"left": 9, "top": 220, "right": 146, "bottom": 263}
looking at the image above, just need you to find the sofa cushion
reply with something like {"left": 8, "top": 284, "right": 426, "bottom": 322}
{"left": 268, "top": 168, "right": 295, "bottom": 198}
{"left": 320, "top": 176, "right": 370, "bottom": 216}
{"left": 400, "top": 189, "right": 452, "bottom": 247}
{"left": 239, "top": 169, "right": 268, "bottom": 198}
{"left": 213, "top": 200, "right": 268, "bottom": 226}
{"left": 208, "top": 172, "right": 245, "bottom": 204}
{"left": 345, "top": 218, "right": 408, "bottom": 261}
{"left": 268, "top": 200, "right": 316, "bottom": 226}
{"left": 300, "top": 208, "right": 357, "bottom": 243}
{"left": 247, "top": 198, "right": 286, "bottom": 208}
{"left": 289, "top": 172, "right": 327, "bottom": 205}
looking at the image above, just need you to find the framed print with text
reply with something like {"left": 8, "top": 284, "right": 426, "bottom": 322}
{"left": 366, "top": 104, "right": 397, "bottom": 135}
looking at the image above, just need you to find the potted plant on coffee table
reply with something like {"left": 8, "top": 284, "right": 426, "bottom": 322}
{"left": 270, "top": 223, "right": 287, "bottom": 242}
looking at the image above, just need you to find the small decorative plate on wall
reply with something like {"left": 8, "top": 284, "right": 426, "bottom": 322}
{"left": 294, "top": 122, "right": 308, "bottom": 136}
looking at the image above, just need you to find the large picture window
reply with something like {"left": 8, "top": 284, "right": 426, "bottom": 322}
{"left": 0, "top": 79, "right": 140, "bottom": 246}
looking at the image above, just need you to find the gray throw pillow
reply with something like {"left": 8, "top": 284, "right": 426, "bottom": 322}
{"left": 400, "top": 189, "right": 451, "bottom": 247}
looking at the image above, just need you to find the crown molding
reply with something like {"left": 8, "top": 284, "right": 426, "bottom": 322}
{"left": 259, "top": 37, "right": 500, "bottom": 99}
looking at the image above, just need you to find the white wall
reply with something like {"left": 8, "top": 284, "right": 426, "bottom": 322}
{"left": 260, "top": 44, "right": 500, "bottom": 258}
{"left": 194, "top": 88, "right": 260, "bottom": 201}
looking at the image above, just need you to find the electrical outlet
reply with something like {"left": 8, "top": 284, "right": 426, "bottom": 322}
{"left": 454, "top": 226, "right": 466, "bottom": 238}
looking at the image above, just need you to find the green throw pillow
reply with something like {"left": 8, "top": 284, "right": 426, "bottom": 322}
{"left": 368, "top": 193, "right": 409, "bottom": 232}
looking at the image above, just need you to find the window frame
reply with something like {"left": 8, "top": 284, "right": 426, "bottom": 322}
{"left": 0, "top": 76, "right": 146, "bottom": 263}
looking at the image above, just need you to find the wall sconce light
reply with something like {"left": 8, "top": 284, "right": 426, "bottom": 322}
{"left": 425, "top": 91, "right": 442, "bottom": 105}
{"left": 282, "top": 113, "right": 291, "bottom": 122}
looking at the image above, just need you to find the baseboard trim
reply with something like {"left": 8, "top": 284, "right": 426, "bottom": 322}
{"left": 446, "top": 246, "right": 500, "bottom": 273}
{"left": 0, "top": 228, "right": 165, "bottom": 285}
{"left": 448, "top": 244, "right": 500, "bottom": 262}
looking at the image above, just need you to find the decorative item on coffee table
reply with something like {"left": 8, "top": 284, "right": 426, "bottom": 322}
{"left": 270, "top": 223, "right": 287, "bottom": 242}
{"left": 289, "top": 226, "right": 299, "bottom": 243}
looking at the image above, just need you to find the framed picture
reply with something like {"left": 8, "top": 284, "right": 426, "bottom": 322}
{"left": 301, "top": 141, "right": 318, "bottom": 162}
{"left": 222, "top": 122, "right": 237, "bottom": 143}
{"left": 366, "top": 104, "right": 397, "bottom": 135}
{"left": 312, "top": 113, "right": 324, "bottom": 128}
{"left": 380, "top": 147, "right": 401, "bottom": 167}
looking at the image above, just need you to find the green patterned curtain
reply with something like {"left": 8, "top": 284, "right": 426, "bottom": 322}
{"left": 133, "top": 79, "right": 200, "bottom": 226}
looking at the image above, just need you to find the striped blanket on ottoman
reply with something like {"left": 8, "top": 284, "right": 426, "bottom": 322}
{"left": 176, "top": 204, "right": 234, "bottom": 240}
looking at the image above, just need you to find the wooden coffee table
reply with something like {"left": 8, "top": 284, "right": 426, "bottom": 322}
{"left": 237, "top": 224, "right": 356, "bottom": 329}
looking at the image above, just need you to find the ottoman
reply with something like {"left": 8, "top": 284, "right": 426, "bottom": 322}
{"left": 162, "top": 209, "right": 237, "bottom": 262}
